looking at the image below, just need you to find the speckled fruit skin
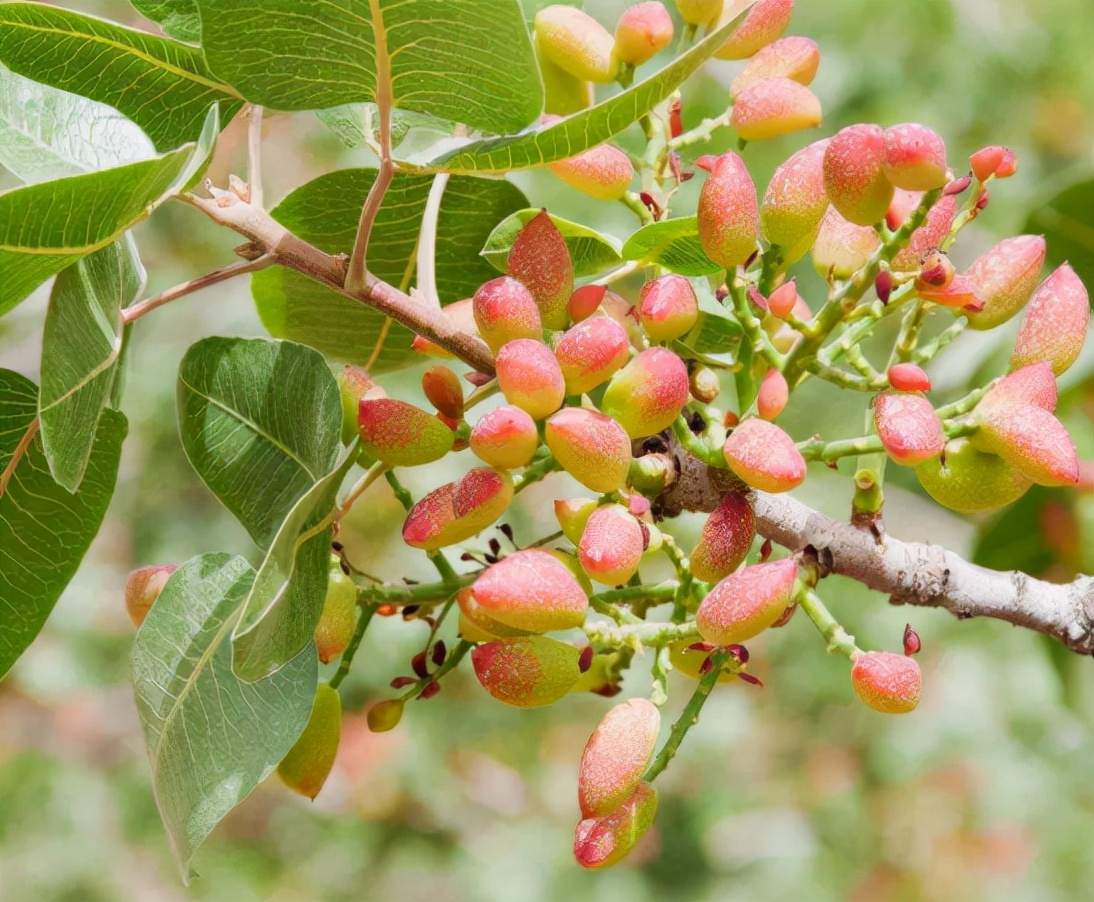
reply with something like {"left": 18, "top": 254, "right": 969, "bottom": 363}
{"left": 731, "top": 78, "right": 822, "bottom": 142}
{"left": 535, "top": 5, "right": 619, "bottom": 83}
{"left": 420, "top": 365, "right": 464, "bottom": 420}
{"left": 696, "top": 558, "right": 799, "bottom": 646}
{"left": 722, "top": 417, "right": 806, "bottom": 492}
{"left": 973, "top": 403, "right": 1080, "bottom": 487}
{"left": 578, "top": 505, "right": 646, "bottom": 586}
{"left": 963, "top": 235, "right": 1046, "bottom": 331}
{"left": 507, "top": 210, "right": 574, "bottom": 330}
{"left": 496, "top": 339, "right": 566, "bottom": 420}
{"left": 573, "top": 782, "right": 659, "bottom": 870}
{"left": 761, "top": 139, "right": 829, "bottom": 265}
{"left": 601, "top": 347, "right": 690, "bottom": 438}
{"left": 731, "top": 35, "right": 820, "bottom": 98}
{"left": 714, "top": 0, "right": 794, "bottom": 61}
{"left": 915, "top": 438, "right": 1032, "bottom": 513}
{"left": 554, "top": 316, "right": 631, "bottom": 395}
{"left": 851, "top": 651, "right": 922, "bottom": 714}
{"left": 402, "top": 468, "right": 514, "bottom": 550}
{"left": 890, "top": 194, "right": 957, "bottom": 271}
{"left": 472, "top": 636, "right": 583, "bottom": 708}
{"left": 314, "top": 566, "right": 358, "bottom": 664}
{"left": 881, "top": 123, "right": 948, "bottom": 191}
{"left": 549, "top": 144, "right": 634, "bottom": 201}
{"left": 696, "top": 151, "right": 760, "bottom": 269}
{"left": 579, "top": 698, "right": 661, "bottom": 817}
{"left": 1010, "top": 263, "right": 1090, "bottom": 376}
{"left": 337, "top": 365, "right": 385, "bottom": 444}
{"left": 277, "top": 684, "right": 341, "bottom": 799}
{"left": 473, "top": 275, "right": 543, "bottom": 353}
{"left": 823, "top": 124, "right": 893, "bottom": 226}
{"left": 470, "top": 549, "right": 589, "bottom": 633}
{"left": 357, "top": 398, "right": 453, "bottom": 467}
{"left": 873, "top": 392, "right": 945, "bottom": 466}
{"left": 638, "top": 274, "right": 699, "bottom": 342}
{"left": 469, "top": 405, "right": 540, "bottom": 470}
{"left": 689, "top": 492, "right": 755, "bottom": 582}
{"left": 812, "top": 206, "right": 881, "bottom": 278}
{"left": 978, "top": 363, "right": 1057, "bottom": 414}
{"left": 545, "top": 407, "right": 632, "bottom": 493}
{"left": 613, "top": 2, "right": 674, "bottom": 66}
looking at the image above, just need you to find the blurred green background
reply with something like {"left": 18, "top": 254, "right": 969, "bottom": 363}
{"left": 2, "top": 1, "right": 1093, "bottom": 900}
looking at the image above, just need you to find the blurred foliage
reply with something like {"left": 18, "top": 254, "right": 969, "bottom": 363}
{"left": 1, "top": 1, "right": 1092, "bottom": 901}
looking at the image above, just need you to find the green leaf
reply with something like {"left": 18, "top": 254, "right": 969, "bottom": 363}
{"left": 1024, "top": 175, "right": 1094, "bottom": 301}
{"left": 251, "top": 169, "right": 527, "bottom": 372}
{"left": 38, "top": 236, "right": 145, "bottom": 491}
{"left": 411, "top": 9, "right": 749, "bottom": 174}
{"left": 482, "top": 208, "right": 622, "bottom": 277}
{"left": 684, "top": 288, "right": 743, "bottom": 358}
{"left": 0, "top": 62, "right": 156, "bottom": 184}
{"left": 130, "top": 0, "right": 202, "bottom": 44}
{"left": 622, "top": 216, "right": 722, "bottom": 276}
{"left": 232, "top": 449, "right": 358, "bottom": 682}
{"left": 0, "top": 3, "right": 239, "bottom": 152}
{"left": 0, "top": 105, "right": 217, "bottom": 319}
{"left": 0, "top": 369, "right": 127, "bottom": 679}
{"left": 316, "top": 103, "right": 458, "bottom": 150}
{"left": 177, "top": 337, "right": 343, "bottom": 549}
{"left": 197, "top": 0, "right": 541, "bottom": 135}
{"left": 131, "top": 553, "right": 317, "bottom": 881}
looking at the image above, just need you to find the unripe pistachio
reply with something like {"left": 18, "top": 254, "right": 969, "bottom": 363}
{"left": 421, "top": 366, "right": 464, "bottom": 420}
{"left": 890, "top": 195, "right": 957, "bottom": 271}
{"left": 668, "top": 640, "right": 739, "bottom": 683}
{"left": 579, "top": 504, "right": 645, "bottom": 586}
{"left": 962, "top": 235, "right": 1046, "bottom": 330}
{"left": 555, "top": 497, "right": 598, "bottom": 545}
{"left": 554, "top": 316, "right": 631, "bottom": 395}
{"left": 722, "top": 417, "right": 806, "bottom": 492}
{"left": 969, "top": 145, "right": 1016, "bottom": 181}
{"left": 761, "top": 139, "right": 829, "bottom": 264}
{"left": 549, "top": 143, "right": 634, "bottom": 201}
{"left": 885, "top": 187, "right": 922, "bottom": 231}
{"left": 887, "top": 363, "right": 931, "bottom": 393}
{"left": 601, "top": 347, "right": 690, "bottom": 438}
{"left": 535, "top": 5, "right": 620, "bottom": 83}
{"left": 613, "top": 2, "right": 674, "bottom": 66}
{"left": 366, "top": 698, "right": 404, "bottom": 733}
{"left": 277, "top": 684, "right": 341, "bottom": 799}
{"left": 689, "top": 492, "right": 755, "bottom": 582}
{"left": 915, "top": 438, "right": 1032, "bottom": 513}
{"left": 873, "top": 392, "right": 944, "bottom": 466}
{"left": 473, "top": 275, "right": 543, "bottom": 353}
{"left": 402, "top": 467, "right": 514, "bottom": 550}
{"left": 696, "top": 557, "right": 798, "bottom": 646}
{"left": 471, "top": 549, "right": 589, "bottom": 633}
{"left": 696, "top": 152, "right": 760, "bottom": 269}
{"left": 714, "top": 0, "right": 794, "bottom": 61}
{"left": 472, "top": 636, "right": 583, "bottom": 708}
{"left": 315, "top": 566, "right": 358, "bottom": 665}
{"left": 731, "top": 78, "right": 822, "bottom": 142}
{"left": 638, "top": 274, "right": 699, "bottom": 342}
{"left": 823, "top": 124, "right": 894, "bottom": 226}
{"left": 767, "top": 279, "right": 800, "bottom": 319}
{"left": 979, "top": 363, "right": 1057, "bottom": 414}
{"left": 496, "top": 339, "right": 566, "bottom": 420}
{"left": 675, "top": 0, "right": 723, "bottom": 26}
{"left": 358, "top": 398, "right": 454, "bottom": 467}
{"left": 457, "top": 586, "right": 533, "bottom": 642}
{"left": 812, "top": 206, "right": 880, "bottom": 278}
{"left": 545, "top": 407, "right": 632, "bottom": 493}
{"left": 337, "top": 365, "right": 386, "bottom": 445}
{"left": 850, "top": 651, "right": 921, "bottom": 714}
{"left": 469, "top": 405, "right": 540, "bottom": 470}
{"left": 507, "top": 210, "right": 574, "bottom": 330}
{"left": 973, "top": 403, "right": 1080, "bottom": 487}
{"left": 730, "top": 36, "right": 820, "bottom": 98}
{"left": 539, "top": 52, "right": 594, "bottom": 116}
{"left": 574, "top": 782, "right": 659, "bottom": 870}
{"left": 756, "top": 368, "right": 789, "bottom": 421}
{"left": 124, "top": 564, "right": 176, "bottom": 627}
{"left": 881, "top": 123, "right": 948, "bottom": 191}
{"left": 568, "top": 284, "right": 607, "bottom": 323}
{"left": 689, "top": 364, "right": 721, "bottom": 403}
{"left": 1010, "top": 263, "right": 1090, "bottom": 376}
{"left": 579, "top": 698, "right": 661, "bottom": 817}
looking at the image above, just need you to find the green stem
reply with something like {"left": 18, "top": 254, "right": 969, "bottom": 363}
{"left": 798, "top": 590, "right": 861, "bottom": 658}
{"left": 514, "top": 452, "right": 560, "bottom": 493}
{"left": 621, "top": 190, "right": 655, "bottom": 225}
{"left": 400, "top": 638, "right": 473, "bottom": 700}
{"left": 385, "top": 470, "right": 414, "bottom": 511}
{"left": 666, "top": 109, "right": 734, "bottom": 153}
{"left": 671, "top": 416, "right": 725, "bottom": 468}
{"left": 913, "top": 316, "right": 968, "bottom": 364}
{"left": 585, "top": 615, "right": 699, "bottom": 648}
{"left": 729, "top": 279, "right": 784, "bottom": 369}
{"left": 329, "top": 602, "right": 377, "bottom": 690}
{"left": 358, "top": 573, "right": 476, "bottom": 605}
{"left": 644, "top": 650, "right": 727, "bottom": 782}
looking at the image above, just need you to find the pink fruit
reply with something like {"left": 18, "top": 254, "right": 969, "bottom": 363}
{"left": 638, "top": 274, "right": 700, "bottom": 342}
{"left": 974, "top": 403, "right": 1080, "bottom": 487}
{"left": 470, "top": 548, "right": 589, "bottom": 633}
{"left": 890, "top": 194, "right": 957, "bottom": 271}
{"left": 714, "top": 0, "right": 794, "bottom": 60}
{"left": 730, "top": 35, "right": 820, "bottom": 98}
{"left": 573, "top": 782, "right": 659, "bottom": 870}
{"left": 873, "top": 392, "right": 944, "bottom": 466}
{"left": 579, "top": 698, "right": 661, "bottom": 817}
{"left": 881, "top": 123, "right": 948, "bottom": 191}
{"left": 722, "top": 417, "right": 806, "bottom": 492}
{"left": 696, "top": 151, "right": 760, "bottom": 270}
{"left": 337, "top": 365, "right": 386, "bottom": 444}
{"left": 554, "top": 316, "right": 631, "bottom": 395}
{"left": 962, "top": 235, "right": 1046, "bottom": 330}
{"left": 613, "top": 2, "right": 674, "bottom": 66}
{"left": 358, "top": 398, "right": 454, "bottom": 466}
{"left": 568, "top": 284, "right": 607, "bottom": 322}
{"left": 402, "top": 468, "right": 514, "bottom": 550}
{"left": 601, "top": 347, "right": 690, "bottom": 438}
{"left": 421, "top": 366, "right": 464, "bottom": 420}
{"left": 507, "top": 209, "right": 574, "bottom": 330}
{"left": 978, "top": 363, "right": 1057, "bottom": 414}
{"left": 473, "top": 275, "right": 543, "bottom": 353}
{"left": 756, "top": 369, "right": 789, "bottom": 421}
{"left": 851, "top": 651, "right": 922, "bottom": 714}
{"left": 969, "top": 145, "right": 1016, "bottom": 181}
{"left": 823, "top": 124, "right": 894, "bottom": 226}
{"left": 689, "top": 492, "right": 756, "bottom": 583}
{"left": 761, "top": 139, "right": 829, "bottom": 264}
{"left": 496, "top": 338, "right": 566, "bottom": 420}
{"left": 579, "top": 505, "right": 646, "bottom": 586}
{"left": 545, "top": 407, "right": 632, "bottom": 493}
{"left": 731, "top": 78, "right": 822, "bottom": 142}
{"left": 696, "top": 557, "right": 799, "bottom": 645}
{"left": 469, "top": 405, "right": 540, "bottom": 469}
{"left": 124, "top": 564, "right": 176, "bottom": 627}
{"left": 766, "top": 279, "right": 800, "bottom": 318}
{"left": 887, "top": 363, "right": 931, "bottom": 393}
{"left": 549, "top": 143, "right": 634, "bottom": 201}
{"left": 472, "top": 636, "right": 583, "bottom": 708}
{"left": 1010, "top": 263, "right": 1090, "bottom": 376}
{"left": 812, "top": 206, "right": 881, "bottom": 278}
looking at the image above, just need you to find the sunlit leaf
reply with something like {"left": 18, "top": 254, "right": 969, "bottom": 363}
{"left": 130, "top": 0, "right": 202, "bottom": 43}
{"left": 622, "top": 216, "right": 722, "bottom": 276}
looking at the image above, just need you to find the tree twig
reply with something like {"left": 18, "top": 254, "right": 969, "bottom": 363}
{"left": 120, "top": 255, "right": 274, "bottom": 324}
{"left": 246, "top": 104, "right": 264, "bottom": 209}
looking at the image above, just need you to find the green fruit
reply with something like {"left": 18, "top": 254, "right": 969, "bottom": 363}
{"left": 315, "top": 564, "right": 358, "bottom": 664}
{"left": 277, "top": 684, "right": 341, "bottom": 800}
{"left": 914, "top": 438, "right": 1032, "bottom": 513}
